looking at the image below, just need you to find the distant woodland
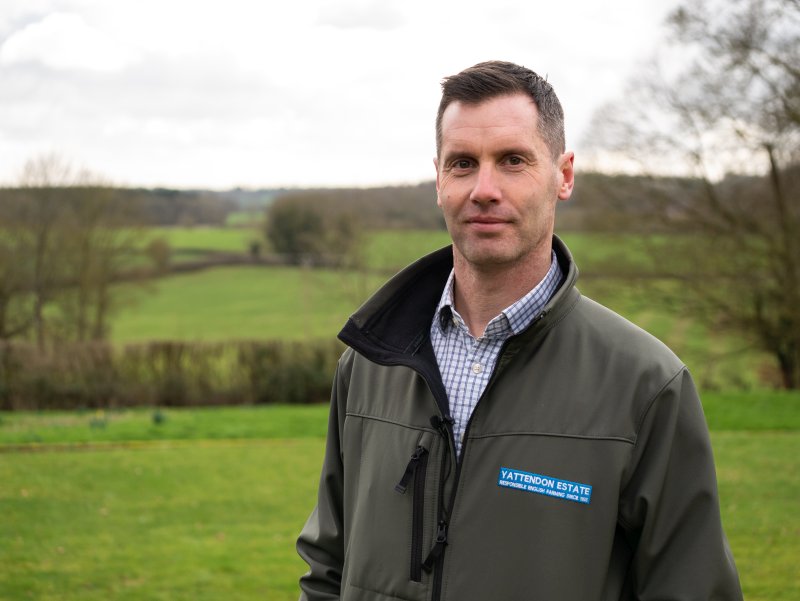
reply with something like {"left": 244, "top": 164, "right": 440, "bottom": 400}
{"left": 2, "top": 170, "right": 765, "bottom": 231}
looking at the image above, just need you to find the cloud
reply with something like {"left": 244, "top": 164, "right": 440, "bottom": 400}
{"left": 317, "top": 1, "right": 405, "bottom": 31}
{"left": 0, "top": 11, "right": 140, "bottom": 72}
{"left": 0, "top": 0, "right": 682, "bottom": 188}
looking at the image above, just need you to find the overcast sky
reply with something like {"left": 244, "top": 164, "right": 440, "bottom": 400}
{"left": 0, "top": 0, "right": 679, "bottom": 189}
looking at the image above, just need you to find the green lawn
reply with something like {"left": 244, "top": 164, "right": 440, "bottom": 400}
{"left": 0, "top": 405, "right": 329, "bottom": 446}
{"left": 1, "top": 391, "right": 795, "bottom": 446}
{"left": 142, "top": 226, "right": 257, "bottom": 254}
{"left": 1, "top": 394, "right": 799, "bottom": 600}
{"left": 225, "top": 210, "right": 264, "bottom": 228}
{"left": 712, "top": 431, "right": 799, "bottom": 601}
{"left": 111, "top": 266, "right": 385, "bottom": 343}
{"left": 0, "top": 440, "right": 320, "bottom": 600}
{"left": 364, "top": 229, "right": 451, "bottom": 270}
{"left": 111, "top": 227, "right": 446, "bottom": 342}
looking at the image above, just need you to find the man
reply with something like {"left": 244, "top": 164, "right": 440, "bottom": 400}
{"left": 297, "top": 61, "right": 742, "bottom": 600}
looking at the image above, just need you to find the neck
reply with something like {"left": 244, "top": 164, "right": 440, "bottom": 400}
{"left": 452, "top": 249, "right": 552, "bottom": 338}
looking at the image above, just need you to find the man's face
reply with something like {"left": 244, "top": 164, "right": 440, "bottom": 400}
{"left": 435, "top": 93, "right": 574, "bottom": 273}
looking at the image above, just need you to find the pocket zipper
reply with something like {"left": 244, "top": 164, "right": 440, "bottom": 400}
{"left": 394, "top": 435, "right": 432, "bottom": 582}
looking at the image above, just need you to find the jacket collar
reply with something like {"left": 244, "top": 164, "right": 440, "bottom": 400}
{"left": 338, "top": 235, "right": 580, "bottom": 365}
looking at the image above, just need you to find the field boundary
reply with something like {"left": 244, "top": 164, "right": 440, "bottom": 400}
{"left": 0, "top": 436, "right": 324, "bottom": 454}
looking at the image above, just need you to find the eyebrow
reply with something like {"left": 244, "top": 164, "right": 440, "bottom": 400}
{"left": 441, "top": 145, "right": 538, "bottom": 164}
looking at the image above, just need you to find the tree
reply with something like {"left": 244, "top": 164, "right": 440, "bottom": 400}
{"left": 7, "top": 153, "right": 139, "bottom": 346}
{"left": 0, "top": 224, "right": 33, "bottom": 340}
{"left": 584, "top": 0, "right": 800, "bottom": 387}
{"left": 265, "top": 195, "right": 364, "bottom": 268}
{"left": 56, "top": 185, "right": 140, "bottom": 341}
{"left": 16, "top": 154, "right": 74, "bottom": 348}
{"left": 265, "top": 197, "right": 326, "bottom": 264}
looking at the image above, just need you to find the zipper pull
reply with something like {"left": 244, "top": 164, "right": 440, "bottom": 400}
{"left": 394, "top": 446, "right": 428, "bottom": 494}
{"left": 422, "top": 520, "right": 448, "bottom": 572}
{"left": 430, "top": 415, "right": 454, "bottom": 434}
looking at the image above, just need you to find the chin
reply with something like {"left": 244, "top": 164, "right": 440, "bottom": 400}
{"left": 460, "top": 248, "right": 522, "bottom": 268}
{"left": 455, "top": 237, "right": 541, "bottom": 270}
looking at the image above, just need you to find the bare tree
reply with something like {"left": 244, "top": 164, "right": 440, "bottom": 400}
{"left": 11, "top": 153, "right": 139, "bottom": 346}
{"left": 16, "top": 154, "right": 76, "bottom": 348}
{"left": 0, "top": 225, "right": 33, "bottom": 340}
{"left": 57, "top": 185, "right": 140, "bottom": 341}
{"left": 584, "top": 0, "right": 800, "bottom": 387}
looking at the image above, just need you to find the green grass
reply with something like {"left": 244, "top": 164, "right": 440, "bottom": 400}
{"left": 701, "top": 391, "right": 800, "bottom": 430}
{"left": 108, "top": 229, "right": 777, "bottom": 388}
{"left": 112, "top": 228, "right": 449, "bottom": 342}
{"left": 127, "top": 225, "right": 264, "bottom": 267}
{"left": 225, "top": 210, "right": 264, "bottom": 228}
{"left": 0, "top": 439, "right": 322, "bottom": 600}
{"left": 362, "top": 230, "right": 654, "bottom": 273}
{"left": 132, "top": 228, "right": 652, "bottom": 272}
{"left": 364, "top": 229, "right": 451, "bottom": 270}
{"left": 1, "top": 395, "right": 798, "bottom": 600}
{"left": 578, "top": 278, "right": 772, "bottom": 390}
{"left": 111, "top": 266, "right": 385, "bottom": 343}
{"left": 142, "top": 227, "right": 257, "bottom": 254}
{"left": 1, "top": 392, "right": 794, "bottom": 447}
{"left": 712, "top": 431, "right": 800, "bottom": 601}
{"left": 0, "top": 405, "right": 329, "bottom": 446}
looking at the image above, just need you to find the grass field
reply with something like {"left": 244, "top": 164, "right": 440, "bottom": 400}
{"left": 1, "top": 392, "right": 798, "bottom": 600}
{"left": 142, "top": 226, "right": 257, "bottom": 254}
{"left": 108, "top": 228, "right": 774, "bottom": 388}
{"left": 2, "top": 222, "right": 793, "bottom": 598}
{"left": 363, "top": 229, "right": 451, "bottom": 270}
{"left": 225, "top": 210, "right": 264, "bottom": 228}
{"left": 0, "top": 405, "right": 329, "bottom": 446}
{"left": 135, "top": 227, "right": 655, "bottom": 271}
{"left": 0, "top": 440, "right": 320, "bottom": 600}
{"left": 111, "top": 266, "right": 386, "bottom": 343}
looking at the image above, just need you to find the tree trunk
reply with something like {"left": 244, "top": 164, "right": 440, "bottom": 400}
{"left": 777, "top": 350, "right": 798, "bottom": 389}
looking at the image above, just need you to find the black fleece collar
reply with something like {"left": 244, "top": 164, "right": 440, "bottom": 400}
{"left": 339, "top": 235, "right": 579, "bottom": 364}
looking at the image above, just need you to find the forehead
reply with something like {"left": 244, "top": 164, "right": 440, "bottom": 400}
{"left": 439, "top": 93, "right": 542, "bottom": 152}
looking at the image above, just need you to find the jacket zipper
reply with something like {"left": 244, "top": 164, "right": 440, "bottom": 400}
{"left": 395, "top": 441, "right": 431, "bottom": 582}
{"left": 427, "top": 310, "right": 549, "bottom": 601}
{"left": 410, "top": 449, "right": 429, "bottom": 582}
{"left": 426, "top": 415, "right": 454, "bottom": 600}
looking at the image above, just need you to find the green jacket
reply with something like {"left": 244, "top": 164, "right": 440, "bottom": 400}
{"left": 297, "top": 237, "right": 742, "bottom": 601}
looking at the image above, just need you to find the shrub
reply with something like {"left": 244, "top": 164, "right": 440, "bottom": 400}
{"left": 0, "top": 339, "right": 343, "bottom": 410}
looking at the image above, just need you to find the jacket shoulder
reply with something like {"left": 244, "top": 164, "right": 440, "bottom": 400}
{"left": 571, "top": 294, "right": 685, "bottom": 376}
{"left": 522, "top": 293, "right": 692, "bottom": 441}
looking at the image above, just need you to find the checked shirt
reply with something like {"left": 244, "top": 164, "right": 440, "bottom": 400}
{"left": 430, "top": 252, "right": 563, "bottom": 456}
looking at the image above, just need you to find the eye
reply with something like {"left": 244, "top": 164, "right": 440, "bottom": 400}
{"left": 453, "top": 159, "right": 473, "bottom": 170}
{"left": 506, "top": 155, "right": 524, "bottom": 166}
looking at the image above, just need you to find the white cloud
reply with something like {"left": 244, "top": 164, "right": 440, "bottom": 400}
{"left": 317, "top": 1, "right": 406, "bottom": 30}
{"left": 0, "top": 11, "right": 140, "bottom": 72}
{"left": 0, "top": 0, "right": 682, "bottom": 188}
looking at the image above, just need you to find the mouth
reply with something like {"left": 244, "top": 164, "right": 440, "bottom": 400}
{"left": 466, "top": 215, "right": 510, "bottom": 224}
{"left": 470, "top": 217, "right": 502, "bottom": 222}
{"left": 465, "top": 217, "right": 510, "bottom": 233}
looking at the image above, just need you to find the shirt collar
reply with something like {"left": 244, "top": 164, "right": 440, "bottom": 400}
{"left": 435, "top": 269, "right": 458, "bottom": 332}
{"left": 434, "top": 250, "right": 563, "bottom": 337}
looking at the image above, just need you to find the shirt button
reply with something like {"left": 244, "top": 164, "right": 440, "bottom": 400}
{"left": 472, "top": 363, "right": 483, "bottom": 374}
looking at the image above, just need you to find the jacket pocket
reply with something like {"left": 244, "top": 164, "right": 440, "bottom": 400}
{"left": 395, "top": 431, "right": 433, "bottom": 582}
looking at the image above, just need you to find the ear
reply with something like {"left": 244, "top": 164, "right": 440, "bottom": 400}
{"left": 433, "top": 157, "right": 442, "bottom": 207}
{"left": 557, "top": 151, "right": 575, "bottom": 201}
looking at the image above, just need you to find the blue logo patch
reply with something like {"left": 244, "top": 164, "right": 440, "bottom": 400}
{"left": 498, "top": 467, "right": 592, "bottom": 504}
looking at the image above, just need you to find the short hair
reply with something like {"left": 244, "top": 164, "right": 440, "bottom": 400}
{"left": 435, "top": 60, "right": 565, "bottom": 161}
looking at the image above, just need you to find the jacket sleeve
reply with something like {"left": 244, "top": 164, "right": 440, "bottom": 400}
{"left": 296, "top": 356, "right": 350, "bottom": 601}
{"left": 619, "top": 368, "right": 743, "bottom": 600}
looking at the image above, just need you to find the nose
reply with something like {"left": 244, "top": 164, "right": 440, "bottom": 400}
{"left": 469, "top": 164, "right": 501, "bottom": 204}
